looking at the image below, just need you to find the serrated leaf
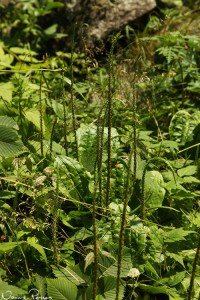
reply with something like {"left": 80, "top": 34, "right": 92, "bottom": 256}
{"left": 163, "top": 228, "right": 193, "bottom": 243}
{"left": 0, "top": 115, "right": 19, "bottom": 129}
{"left": 98, "top": 276, "right": 125, "bottom": 300}
{"left": 76, "top": 125, "right": 120, "bottom": 173}
{"left": 0, "top": 282, "right": 27, "bottom": 296}
{"left": 169, "top": 110, "right": 191, "bottom": 145}
{"left": 166, "top": 252, "right": 185, "bottom": 267}
{"left": 32, "top": 275, "right": 47, "bottom": 297}
{"left": 167, "top": 271, "right": 186, "bottom": 287}
{"left": 47, "top": 278, "right": 77, "bottom": 300}
{"left": 0, "top": 116, "right": 24, "bottom": 157}
{"left": 52, "top": 265, "right": 87, "bottom": 286}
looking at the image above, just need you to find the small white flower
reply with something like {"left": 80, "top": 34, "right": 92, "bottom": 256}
{"left": 128, "top": 268, "right": 140, "bottom": 278}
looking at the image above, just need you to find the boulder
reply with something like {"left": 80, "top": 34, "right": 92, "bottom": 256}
{"left": 66, "top": 0, "right": 157, "bottom": 47}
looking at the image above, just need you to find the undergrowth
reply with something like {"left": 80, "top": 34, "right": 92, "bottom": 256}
{"left": 0, "top": 1, "right": 200, "bottom": 300}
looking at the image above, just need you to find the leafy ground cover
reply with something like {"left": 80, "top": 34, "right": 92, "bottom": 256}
{"left": 0, "top": 0, "right": 200, "bottom": 299}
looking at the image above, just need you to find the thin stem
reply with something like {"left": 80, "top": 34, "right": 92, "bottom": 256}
{"left": 96, "top": 105, "right": 107, "bottom": 209}
{"left": 39, "top": 71, "right": 44, "bottom": 156}
{"left": 188, "top": 231, "right": 200, "bottom": 300}
{"left": 70, "top": 26, "right": 78, "bottom": 160}
{"left": 116, "top": 146, "right": 133, "bottom": 300}
{"left": 105, "top": 33, "right": 120, "bottom": 209}
{"left": 62, "top": 70, "right": 68, "bottom": 156}
{"left": 52, "top": 166, "right": 60, "bottom": 265}
{"left": 92, "top": 192, "right": 99, "bottom": 300}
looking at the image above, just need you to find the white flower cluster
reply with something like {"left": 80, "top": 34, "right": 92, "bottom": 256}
{"left": 127, "top": 268, "right": 140, "bottom": 278}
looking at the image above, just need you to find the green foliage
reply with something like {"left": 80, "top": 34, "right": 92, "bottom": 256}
{"left": 0, "top": 1, "right": 199, "bottom": 300}
{"left": 0, "top": 116, "right": 24, "bottom": 157}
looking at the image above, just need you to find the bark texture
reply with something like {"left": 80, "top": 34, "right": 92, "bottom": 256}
{"left": 66, "top": 0, "right": 156, "bottom": 47}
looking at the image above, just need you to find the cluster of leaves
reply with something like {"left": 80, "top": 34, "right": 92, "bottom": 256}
{"left": 0, "top": 0, "right": 200, "bottom": 300}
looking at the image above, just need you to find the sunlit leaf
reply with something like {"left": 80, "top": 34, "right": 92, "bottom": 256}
{"left": 47, "top": 278, "right": 77, "bottom": 300}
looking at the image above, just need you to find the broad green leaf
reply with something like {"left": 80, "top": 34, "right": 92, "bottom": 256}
{"left": 47, "top": 278, "right": 77, "bottom": 300}
{"left": 163, "top": 228, "right": 193, "bottom": 243}
{"left": 0, "top": 82, "right": 13, "bottom": 102}
{"left": 98, "top": 276, "right": 125, "bottom": 300}
{"left": 76, "top": 124, "right": 120, "bottom": 173}
{"left": 0, "top": 116, "right": 24, "bottom": 157}
{"left": 27, "top": 237, "right": 47, "bottom": 264}
{"left": 71, "top": 227, "right": 93, "bottom": 241}
{"left": 177, "top": 165, "right": 197, "bottom": 177}
{"left": 32, "top": 275, "right": 47, "bottom": 298}
{"left": 145, "top": 261, "right": 159, "bottom": 280}
{"left": 46, "top": 1, "right": 64, "bottom": 10}
{"left": 84, "top": 252, "right": 94, "bottom": 271}
{"left": 10, "top": 47, "right": 37, "bottom": 56}
{"left": 0, "top": 127, "right": 24, "bottom": 157}
{"left": 166, "top": 252, "right": 185, "bottom": 267}
{"left": 55, "top": 155, "right": 90, "bottom": 199}
{"left": 0, "top": 190, "right": 16, "bottom": 199}
{"left": 58, "top": 209, "right": 75, "bottom": 229}
{"left": 193, "top": 212, "right": 200, "bottom": 227}
{"left": 0, "top": 282, "right": 27, "bottom": 297}
{"left": 18, "top": 55, "right": 40, "bottom": 63}
{"left": 0, "top": 46, "right": 14, "bottom": 69}
{"left": 52, "top": 99, "right": 65, "bottom": 120}
{"left": 181, "top": 176, "right": 200, "bottom": 183}
{"left": 0, "top": 115, "right": 19, "bottom": 130}
{"left": 144, "top": 170, "right": 165, "bottom": 210}
{"left": 167, "top": 271, "right": 186, "bottom": 287}
{"left": 76, "top": 125, "right": 97, "bottom": 173}
{"left": 103, "top": 248, "right": 132, "bottom": 278}
{"left": 44, "top": 24, "right": 58, "bottom": 36}
{"left": 181, "top": 277, "right": 200, "bottom": 299}
{"left": 24, "top": 108, "right": 46, "bottom": 132}
{"left": 0, "top": 241, "right": 23, "bottom": 253}
{"left": 169, "top": 110, "right": 191, "bottom": 145}
{"left": 169, "top": 110, "right": 200, "bottom": 145}
{"left": 139, "top": 283, "right": 178, "bottom": 296}
{"left": 52, "top": 265, "right": 87, "bottom": 286}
